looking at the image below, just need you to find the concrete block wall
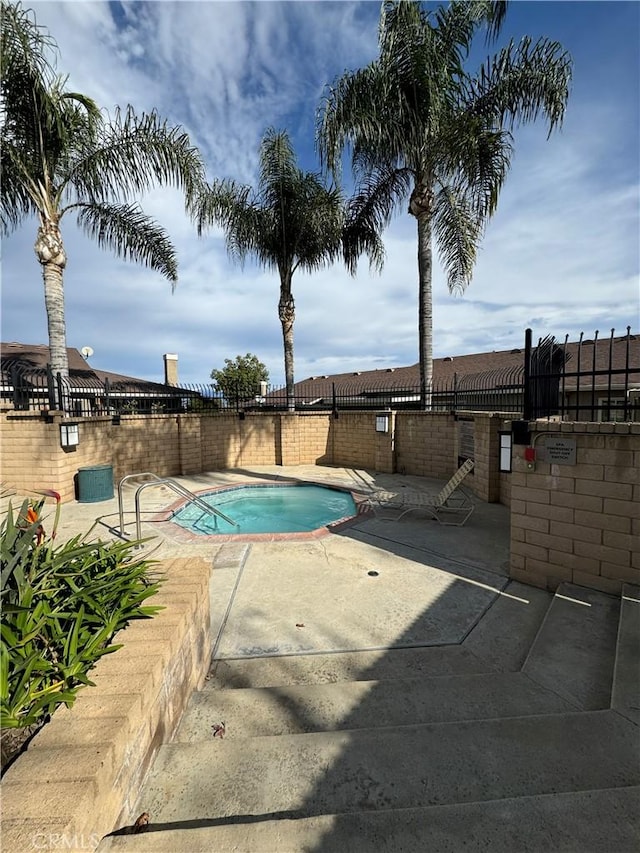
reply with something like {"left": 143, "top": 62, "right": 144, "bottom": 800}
{"left": 394, "top": 413, "right": 456, "bottom": 481}
{"left": 286, "top": 414, "right": 332, "bottom": 466}
{"left": 2, "top": 409, "right": 505, "bottom": 504}
{"left": 1, "top": 413, "right": 73, "bottom": 500}
{"left": 454, "top": 413, "right": 506, "bottom": 503}
{"left": 177, "top": 415, "right": 202, "bottom": 475}
{"left": 329, "top": 412, "right": 379, "bottom": 470}
{"left": 499, "top": 472, "right": 512, "bottom": 507}
{"left": 509, "top": 421, "right": 640, "bottom": 594}
{"left": 0, "top": 412, "right": 183, "bottom": 503}
{"left": 200, "top": 414, "right": 243, "bottom": 469}
{"left": 201, "top": 414, "right": 281, "bottom": 469}
{"left": 91, "top": 416, "right": 180, "bottom": 485}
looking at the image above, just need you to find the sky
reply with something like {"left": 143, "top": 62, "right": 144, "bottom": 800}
{"left": 1, "top": 0, "right": 638, "bottom": 387}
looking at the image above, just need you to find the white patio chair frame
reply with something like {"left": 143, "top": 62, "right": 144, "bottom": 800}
{"left": 366, "top": 459, "right": 476, "bottom": 526}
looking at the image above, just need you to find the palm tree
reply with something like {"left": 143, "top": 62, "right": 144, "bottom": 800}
{"left": 192, "top": 127, "right": 382, "bottom": 410}
{"left": 319, "top": 0, "right": 572, "bottom": 407}
{"left": 1, "top": 1, "right": 205, "bottom": 391}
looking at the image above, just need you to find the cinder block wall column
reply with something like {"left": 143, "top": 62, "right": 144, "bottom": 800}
{"left": 509, "top": 421, "right": 640, "bottom": 594}
{"left": 374, "top": 411, "right": 396, "bottom": 473}
{"left": 468, "top": 413, "right": 503, "bottom": 503}
{"left": 279, "top": 414, "right": 300, "bottom": 466}
{"left": 177, "top": 415, "right": 202, "bottom": 475}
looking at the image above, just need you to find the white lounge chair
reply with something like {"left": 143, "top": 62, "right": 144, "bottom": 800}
{"left": 366, "top": 459, "right": 475, "bottom": 526}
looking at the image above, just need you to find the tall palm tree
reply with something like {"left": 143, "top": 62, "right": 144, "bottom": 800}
{"left": 192, "top": 127, "right": 382, "bottom": 410}
{"left": 1, "top": 1, "right": 205, "bottom": 390}
{"left": 319, "top": 0, "right": 572, "bottom": 407}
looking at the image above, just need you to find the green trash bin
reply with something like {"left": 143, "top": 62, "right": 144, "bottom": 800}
{"left": 77, "top": 464, "right": 114, "bottom": 503}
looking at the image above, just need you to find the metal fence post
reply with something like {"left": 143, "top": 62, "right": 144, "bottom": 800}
{"left": 523, "top": 328, "right": 532, "bottom": 421}
{"left": 46, "top": 365, "right": 56, "bottom": 411}
{"left": 55, "top": 371, "right": 64, "bottom": 411}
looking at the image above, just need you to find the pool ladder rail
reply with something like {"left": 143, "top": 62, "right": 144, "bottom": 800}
{"left": 117, "top": 472, "right": 238, "bottom": 543}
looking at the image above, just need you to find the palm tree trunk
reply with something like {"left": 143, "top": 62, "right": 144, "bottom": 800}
{"left": 34, "top": 221, "right": 69, "bottom": 404}
{"left": 410, "top": 180, "right": 433, "bottom": 411}
{"left": 278, "top": 272, "right": 295, "bottom": 412}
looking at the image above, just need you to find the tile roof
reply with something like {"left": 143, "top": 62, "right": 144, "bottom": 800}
{"left": 277, "top": 333, "right": 639, "bottom": 399}
{"left": 0, "top": 342, "right": 187, "bottom": 393}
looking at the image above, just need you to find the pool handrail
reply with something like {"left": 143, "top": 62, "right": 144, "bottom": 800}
{"left": 117, "top": 472, "right": 238, "bottom": 542}
{"left": 118, "top": 472, "right": 161, "bottom": 535}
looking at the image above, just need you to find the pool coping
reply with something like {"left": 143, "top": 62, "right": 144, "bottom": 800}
{"left": 150, "top": 479, "right": 372, "bottom": 543}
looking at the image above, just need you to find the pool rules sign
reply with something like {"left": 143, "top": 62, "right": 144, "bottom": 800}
{"left": 537, "top": 438, "right": 577, "bottom": 465}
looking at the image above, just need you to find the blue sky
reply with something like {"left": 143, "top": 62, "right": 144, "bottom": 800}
{"left": 2, "top": 1, "right": 638, "bottom": 386}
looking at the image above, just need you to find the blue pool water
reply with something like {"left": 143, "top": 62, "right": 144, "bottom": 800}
{"left": 172, "top": 484, "right": 357, "bottom": 535}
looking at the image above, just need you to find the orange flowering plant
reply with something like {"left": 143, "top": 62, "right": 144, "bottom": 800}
{"left": 19, "top": 488, "right": 61, "bottom": 546}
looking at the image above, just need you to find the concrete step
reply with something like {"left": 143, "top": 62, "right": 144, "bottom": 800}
{"left": 522, "top": 582, "right": 619, "bottom": 709}
{"left": 99, "top": 786, "right": 640, "bottom": 852}
{"left": 611, "top": 583, "right": 640, "bottom": 725}
{"left": 176, "top": 672, "right": 575, "bottom": 740}
{"left": 206, "top": 644, "right": 498, "bottom": 689}
{"left": 462, "top": 580, "right": 553, "bottom": 671}
{"left": 131, "top": 710, "right": 639, "bottom": 823}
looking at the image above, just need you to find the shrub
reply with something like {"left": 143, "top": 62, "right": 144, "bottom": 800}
{"left": 1, "top": 498, "right": 162, "bottom": 731}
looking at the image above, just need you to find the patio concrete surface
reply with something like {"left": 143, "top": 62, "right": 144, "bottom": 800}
{"left": 49, "top": 464, "right": 513, "bottom": 659}
{"left": 11, "top": 465, "right": 638, "bottom": 851}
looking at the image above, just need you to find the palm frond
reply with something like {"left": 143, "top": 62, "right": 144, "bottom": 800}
{"left": 317, "top": 64, "right": 393, "bottom": 176}
{"left": 192, "top": 178, "right": 252, "bottom": 235}
{"left": 258, "top": 128, "right": 299, "bottom": 205}
{"left": 290, "top": 178, "right": 344, "bottom": 272}
{"left": 1, "top": 1, "right": 57, "bottom": 96}
{"left": 0, "top": 139, "right": 39, "bottom": 233}
{"left": 472, "top": 36, "right": 572, "bottom": 136}
{"left": 75, "top": 201, "right": 178, "bottom": 283}
{"left": 343, "top": 164, "right": 413, "bottom": 274}
{"left": 437, "top": 116, "right": 513, "bottom": 220}
{"left": 433, "top": 182, "right": 484, "bottom": 294}
{"left": 440, "top": 1, "right": 509, "bottom": 48}
{"left": 69, "top": 105, "right": 206, "bottom": 206}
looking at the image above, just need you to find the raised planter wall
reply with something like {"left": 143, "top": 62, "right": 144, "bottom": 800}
{"left": 0, "top": 557, "right": 212, "bottom": 852}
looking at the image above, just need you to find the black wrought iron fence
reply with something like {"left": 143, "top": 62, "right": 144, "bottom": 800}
{"left": 523, "top": 326, "right": 639, "bottom": 422}
{"left": 1, "top": 364, "right": 526, "bottom": 417}
{"left": 0, "top": 365, "right": 211, "bottom": 415}
{"left": 2, "top": 327, "right": 636, "bottom": 421}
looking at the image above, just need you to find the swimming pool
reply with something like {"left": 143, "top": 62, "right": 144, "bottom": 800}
{"left": 171, "top": 483, "right": 358, "bottom": 536}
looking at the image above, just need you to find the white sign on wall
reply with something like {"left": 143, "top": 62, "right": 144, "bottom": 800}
{"left": 538, "top": 438, "right": 577, "bottom": 465}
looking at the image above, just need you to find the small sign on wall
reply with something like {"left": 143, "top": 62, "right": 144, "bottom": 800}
{"left": 499, "top": 431, "right": 512, "bottom": 472}
{"left": 376, "top": 414, "right": 389, "bottom": 433}
{"left": 458, "top": 420, "right": 474, "bottom": 460}
{"left": 538, "top": 438, "right": 577, "bottom": 465}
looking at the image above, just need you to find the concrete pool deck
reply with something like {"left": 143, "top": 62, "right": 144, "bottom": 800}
{"left": 51, "top": 464, "right": 513, "bottom": 658}
{"left": 52, "top": 463, "right": 511, "bottom": 563}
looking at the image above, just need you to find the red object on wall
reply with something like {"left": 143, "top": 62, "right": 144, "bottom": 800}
{"left": 524, "top": 447, "right": 536, "bottom": 462}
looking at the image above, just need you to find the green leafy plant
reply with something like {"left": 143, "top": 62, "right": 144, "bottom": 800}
{"left": 211, "top": 353, "right": 270, "bottom": 406}
{"left": 1, "top": 498, "right": 162, "bottom": 731}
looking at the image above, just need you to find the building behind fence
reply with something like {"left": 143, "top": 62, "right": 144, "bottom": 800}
{"left": 1, "top": 328, "right": 638, "bottom": 421}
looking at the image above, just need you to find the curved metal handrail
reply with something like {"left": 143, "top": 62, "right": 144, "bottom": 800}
{"left": 118, "top": 472, "right": 161, "bottom": 535}
{"left": 117, "top": 472, "right": 238, "bottom": 542}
